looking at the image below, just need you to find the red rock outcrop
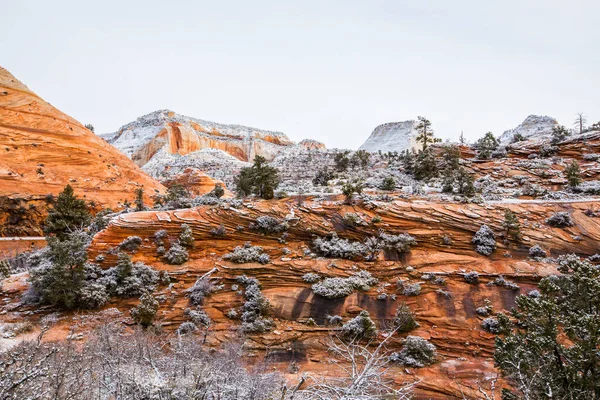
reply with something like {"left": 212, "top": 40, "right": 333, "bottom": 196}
{"left": 0, "top": 67, "right": 165, "bottom": 235}
{"left": 106, "top": 110, "right": 295, "bottom": 167}
{"left": 2, "top": 195, "right": 596, "bottom": 398}
{"left": 161, "top": 168, "right": 233, "bottom": 197}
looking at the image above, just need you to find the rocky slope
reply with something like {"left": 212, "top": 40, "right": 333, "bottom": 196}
{"left": 359, "top": 121, "right": 419, "bottom": 153}
{"left": 0, "top": 67, "right": 164, "bottom": 236}
{"left": 3, "top": 194, "right": 600, "bottom": 398}
{"left": 103, "top": 110, "right": 295, "bottom": 170}
{"left": 498, "top": 115, "right": 559, "bottom": 144}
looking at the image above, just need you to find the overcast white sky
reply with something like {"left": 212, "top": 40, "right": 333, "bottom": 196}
{"left": 2, "top": 1, "right": 598, "bottom": 149}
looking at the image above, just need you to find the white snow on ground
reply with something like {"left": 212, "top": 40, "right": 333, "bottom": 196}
{"left": 358, "top": 121, "right": 419, "bottom": 153}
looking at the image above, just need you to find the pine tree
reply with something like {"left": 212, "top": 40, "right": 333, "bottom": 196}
{"left": 455, "top": 167, "right": 475, "bottom": 196}
{"left": 134, "top": 187, "right": 145, "bottom": 211}
{"left": 179, "top": 224, "right": 195, "bottom": 248}
{"left": 503, "top": 209, "right": 521, "bottom": 242}
{"left": 130, "top": 291, "right": 159, "bottom": 327}
{"left": 459, "top": 130, "right": 466, "bottom": 145}
{"left": 401, "top": 150, "right": 415, "bottom": 175}
{"left": 210, "top": 184, "right": 225, "bottom": 198}
{"left": 413, "top": 148, "right": 437, "bottom": 180}
{"left": 28, "top": 231, "right": 89, "bottom": 309}
{"left": 44, "top": 185, "right": 91, "bottom": 240}
{"left": 565, "top": 160, "right": 582, "bottom": 188}
{"left": 474, "top": 132, "right": 499, "bottom": 160}
{"left": 415, "top": 116, "right": 440, "bottom": 151}
{"left": 495, "top": 255, "right": 600, "bottom": 399}
{"left": 551, "top": 125, "right": 570, "bottom": 144}
{"left": 234, "top": 156, "right": 280, "bottom": 199}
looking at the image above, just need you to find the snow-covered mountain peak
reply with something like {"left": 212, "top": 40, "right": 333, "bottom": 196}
{"left": 358, "top": 121, "right": 419, "bottom": 153}
{"left": 499, "top": 115, "right": 559, "bottom": 144}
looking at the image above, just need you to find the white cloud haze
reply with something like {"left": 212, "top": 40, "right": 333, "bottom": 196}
{"left": 2, "top": 0, "right": 598, "bottom": 148}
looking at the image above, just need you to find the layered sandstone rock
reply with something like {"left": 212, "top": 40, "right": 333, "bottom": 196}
{"left": 3, "top": 195, "right": 598, "bottom": 398}
{"left": 0, "top": 67, "right": 165, "bottom": 235}
{"left": 161, "top": 168, "right": 233, "bottom": 197}
{"left": 104, "top": 110, "right": 295, "bottom": 169}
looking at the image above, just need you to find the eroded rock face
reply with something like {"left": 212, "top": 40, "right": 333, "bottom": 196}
{"left": 161, "top": 168, "right": 233, "bottom": 197}
{"left": 298, "top": 139, "right": 326, "bottom": 151}
{"left": 0, "top": 67, "right": 165, "bottom": 236}
{"left": 2, "top": 196, "right": 596, "bottom": 398}
{"left": 104, "top": 110, "right": 295, "bottom": 168}
{"left": 359, "top": 121, "right": 420, "bottom": 153}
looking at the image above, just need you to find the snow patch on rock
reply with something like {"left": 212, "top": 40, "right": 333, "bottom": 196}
{"left": 358, "top": 121, "right": 419, "bottom": 153}
{"left": 499, "top": 115, "right": 558, "bottom": 144}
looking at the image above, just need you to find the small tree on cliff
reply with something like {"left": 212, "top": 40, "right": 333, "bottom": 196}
{"left": 415, "top": 116, "right": 440, "bottom": 151}
{"left": 474, "top": 132, "right": 499, "bottom": 160}
{"left": 503, "top": 209, "right": 522, "bottom": 243}
{"left": 234, "top": 156, "right": 280, "bottom": 200}
{"left": 565, "top": 160, "right": 582, "bottom": 188}
{"left": 44, "top": 185, "right": 91, "bottom": 240}
{"left": 494, "top": 255, "right": 600, "bottom": 399}
{"left": 134, "top": 187, "right": 145, "bottom": 211}
{"left": 28, "top": 231, "right": 88, "bottom": 309}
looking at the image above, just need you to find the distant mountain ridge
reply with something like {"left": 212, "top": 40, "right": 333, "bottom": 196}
{"left": 102, "top": 110, "right": 295, "bottom": 167}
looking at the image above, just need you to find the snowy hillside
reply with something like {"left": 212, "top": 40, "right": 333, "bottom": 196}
{"left": 499, "top": 115, "right": 559, "bottom": 144}
{"left": 102, "top": 109, "right": 294, "bottom": 165}
{"left": 358, "top": 121, "right": 419, "bottom": 153}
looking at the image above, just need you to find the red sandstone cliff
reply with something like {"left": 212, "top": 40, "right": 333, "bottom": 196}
{"left": 0, "top": 67, "right": 165, "bottom": 235}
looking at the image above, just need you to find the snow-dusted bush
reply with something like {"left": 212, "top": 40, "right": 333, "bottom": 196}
{"left": 529, "top": 245, "right": 547, "bottom": 259}
{"left": 153, "top": 229, "right": 168, "bottom": 246}
{"left": 393, "top": 302, "right": 419, "bottom": 333}
{"left": 436, "top": 289, "right": 452, "bottom": 298}
{"left": 527, "top": 289, "right": 541, "bottom": 298}
{"left": 573, "top": 180, "right": 600, "bottom": 195}
{"left": 209, "top": 224, "right": 227, "bottom": 237}
{"left": 546, "top": 212, "right": 574, "bottom": 228}
{"left": 186, "top": 309, "right": 211, "bottom": 327}
{"left": 224, "top": 242, "right": 269, "bottom": 264}
{"left": 249, "top": 216, "right": 289, "bottom": 234}
{"left": 472, "top": 225, "right": 496, "bottom": 256}
{"left": 312, "top": 232, "right": 369, "bottom": 259}
{"left": 102, "top": 256, "right": 160, "bottom": 298}
{"left": 179, "top": 224, "right": 195, "bottom": 248}
{"left": 79, "top": 282, "right": 109, "bottom": 309}
{"left": 177, "top": 321, "right": 198, "bottom": 335}
{"left": 481, "top": 317, "right": 501, "bottom": 333}
{"left": 403, "top": 282, "right": 421, "bottom": 296}
{"left": 302, "top": 273, "right": 321, "bottom": 283}
{"left": 378, "top": 232, "right": 417, "bottom": 254}
{"left": 476, "top": 306, "right": 491, "bottom": 317}
{"left": 236, "top": 276, "right": 273, "bottom": 333}
{"left": 187, "top": 276, "right": 214, "bottom": 306}
{"left": 326, "top": 314, "right": 343, "bottom": 325}
{"left": 520, "top": 183, "right": 548, "bottom": 198}
{"left": 390, "top": 336, "right": 436, "bottom": 368}
{"left": 487, "top": 275, "right": 520, "bottom": 290}
{"left": 130, "top": 291, "right": 159, "bottom": 327}
{"left": 311, "top": 270, "right": 378, "bottom": 299}
{"left": 340, "top": 310, "right": 377, "bottom": 340}
{"left": 163, "top": 243, "right": 189, "bottom": 265}
{"left": 583, "top": 154, "right": 600, "bottom": 161}
{"left": 342, "top": 212, "right": 362, "bottom": 227}
{"left": 463, "top": 271, "right": 480, "bottom": 284}
{"left": 118, "top": 236, "right": 142, "bottom": 252}
{"left": 474, "top": 175, "right": 499, "bottom": 196}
